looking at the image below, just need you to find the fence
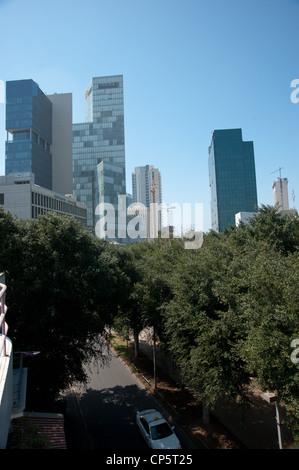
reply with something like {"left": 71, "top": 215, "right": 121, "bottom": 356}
{"left": 0, "top": 282, "right": 8, "bottom": 357}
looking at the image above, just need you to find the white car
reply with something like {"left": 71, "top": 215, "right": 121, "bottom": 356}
{"left": 136, "top": 409, "right": 182, "bottom": 449}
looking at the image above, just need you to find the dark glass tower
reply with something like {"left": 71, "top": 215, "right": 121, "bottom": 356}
{"left": 5, "top": 80, "right": 53, "bottom": 190}
{"left": 208, "top": 128, "right": 258, "bottom": 232}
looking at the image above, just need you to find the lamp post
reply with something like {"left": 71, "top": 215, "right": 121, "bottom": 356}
{"left": 263, "top": 392, "right": 283, "bottom": 449}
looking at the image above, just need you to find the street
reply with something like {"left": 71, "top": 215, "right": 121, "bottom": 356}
{"left": 64, "top": 347, "right": 196, "bottom": 449}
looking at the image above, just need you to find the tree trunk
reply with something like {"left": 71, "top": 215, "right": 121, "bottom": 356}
{"left": 134, "top": 330, "right": 139, "bottom": 358}
{"left": 202, "top": 398, "right": 210, "bottom": 424}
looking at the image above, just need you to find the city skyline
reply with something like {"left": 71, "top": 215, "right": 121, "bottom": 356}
{"left": 0, "top": 0, "right": 298, "bottom": 233}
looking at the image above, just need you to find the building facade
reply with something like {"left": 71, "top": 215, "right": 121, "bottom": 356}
{"left": 72, "top": 75, "right": 126, "bottom": 237}
{"left": 5, "top": 80, "right": 53, "bottom": 190}
{"left": 131, "top": 165, "right": 162, "bottom": 238}
{"left": 47, "top": 92, "right": 73, "bottom": 195}
{"left": 5, "top": 80, "right": 73, "bottom": 196}
{"left": 132, "top": 165, "right": 162, "bottom": 207}
{"left": 209, "top": 128, "right": 258, "bottom": 232}
{"left": 272, "top": 177, "right": 289, "bottom": 211}
{"left": 0, "top": 173, "right": 87, "bottom": 225}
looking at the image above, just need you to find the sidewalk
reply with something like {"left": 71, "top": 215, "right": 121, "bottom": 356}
{"left": 137, "top": 329, "right": 295, "bottom": 449}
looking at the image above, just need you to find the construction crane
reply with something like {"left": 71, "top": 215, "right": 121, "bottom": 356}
{"left": 292, "top": 189, "right": 296, "bottom": 209}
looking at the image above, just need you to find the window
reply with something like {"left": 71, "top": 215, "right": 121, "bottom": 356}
{"left": 0, "top": 194, "right": 4, "bottom": 205}
{"left": 140, "top": 417, "right": 150, "bottom": 435}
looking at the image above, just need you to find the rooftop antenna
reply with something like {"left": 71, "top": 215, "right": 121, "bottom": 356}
{"left": 271, "top": 166, "right": 284, "bottom": 179}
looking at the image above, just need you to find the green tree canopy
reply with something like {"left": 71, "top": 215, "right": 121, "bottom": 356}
{"left": 0, "top": 212, "right": 124, "bottom": 409}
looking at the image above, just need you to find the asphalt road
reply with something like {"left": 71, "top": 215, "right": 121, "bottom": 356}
{"left": 64, "top": 347, "right": 196, "bottom": 450}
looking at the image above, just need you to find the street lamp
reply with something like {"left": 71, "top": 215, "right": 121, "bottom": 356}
{"left": 263, "top": 392, "right": 283, "bottom": 449}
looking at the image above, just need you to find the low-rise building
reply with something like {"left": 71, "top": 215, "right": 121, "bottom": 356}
{"left": 0, "top": 173, "right": 87, "bottom": 225}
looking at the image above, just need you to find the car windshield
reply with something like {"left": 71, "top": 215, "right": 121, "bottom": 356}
{"left": 150, "top": 422, "right": 173, "bottom": 440}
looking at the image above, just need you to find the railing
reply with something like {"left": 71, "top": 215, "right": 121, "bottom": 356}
{"left": 0, "top": 283, "right": 8, "bottom": 357}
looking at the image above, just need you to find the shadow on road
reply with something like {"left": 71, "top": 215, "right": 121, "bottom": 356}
{"left": 65, "top": 384, "right": 156, "bottom": 449}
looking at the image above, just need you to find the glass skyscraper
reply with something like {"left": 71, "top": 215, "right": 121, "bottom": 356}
{"left": 73, "top": 75, "right": 126, "bottom": 237}
{"left": 208, "top": 128, "right": 258, "bottom": 232}
{"left": 5, "top": 79, "right": 53, "bottom": 190}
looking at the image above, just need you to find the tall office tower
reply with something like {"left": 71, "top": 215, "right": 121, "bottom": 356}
{"left": 47, "top": 93, "right": 73, "bottom": 195}
{"left": 272, "top": 177, "right": 289, "bottom": 211}
{"left": 209, "top": 129, "right": 258, "bottom": 232}
{"left": 73, "top": 75, "right": 126, "bottom": 235}
{"left": 132, "top": 165, "right": 162, "bottom": 237}
{"left": 6, "top": 79, "right": 53, "bottom": 190}
{"left": 5, "top": 80, "right": 74, "bottom": 195}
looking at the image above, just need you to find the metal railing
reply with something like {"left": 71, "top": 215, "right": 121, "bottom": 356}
{"left": 0, "top": 283, "right": 8, "bottom": 357}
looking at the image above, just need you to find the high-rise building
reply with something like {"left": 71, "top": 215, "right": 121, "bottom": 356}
{"left": 208, "top": 128, "right": 258, "bottom": 232}
{"left": 73, "top": 75, "right": 126, "bottom": 236}
{"left": 47, "top": 92, "right": 73, "bottom": 195}
{"left": 3, "top": 79, "right": 87, "bottom": 224}
{"left": 272, "top": 177, "right": 289, "bottom": 211}
{"left": 132, "top": 165, "right": 162, "bottom": 207}
{"left": 132, "top": 165, "right": 162, "bottom": 237}
{"left": 5, "top": 80, "right": 73, "bottom": 195}
{"left": 6, "top": 79, "right": 53, "bottom": 190}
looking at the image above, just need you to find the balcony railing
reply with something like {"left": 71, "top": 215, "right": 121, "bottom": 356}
{"left": 0, "top": 282, "right": 8, "bottom": 357}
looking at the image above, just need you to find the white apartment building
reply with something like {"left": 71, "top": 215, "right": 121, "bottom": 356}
{"left": 132, "top": 165, "right": 162, "bottom": 238}
{"left": 272, "top": 177, "right": 289, "bottom": 211}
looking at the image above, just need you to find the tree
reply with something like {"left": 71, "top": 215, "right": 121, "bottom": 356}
{"left": 112, "top": 242, "right": 148, "bottom": 357}
{"left": 246, "top": 204, "right": 299, "bottom": 254}
{"left": 238, "top": 248, "right": 299, "bottom": 438}
{"left": 164, "top": 231, "right": 251, "bottom": 411}
{"left": 1, "top": 212, "right": 122, "bottom": 409}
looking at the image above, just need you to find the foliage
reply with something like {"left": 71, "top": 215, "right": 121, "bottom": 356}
{"left": 0, "top": 211, "right": 123, "bottom": 408}
{"left": 113, "top": 238, "right": 183, "bottom": 355}
{"left": 7, "top": 417, "right": 50, "bottom": 449}
{"left": 162, "top": 207, "right": 299, "bottom": 437}
{"left": 1, "top": 205, "right": 298, "bottom": 439}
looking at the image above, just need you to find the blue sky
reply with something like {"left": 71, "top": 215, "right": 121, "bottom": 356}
{"left": 0, "top": 0, "right": 298, "bottom": 232}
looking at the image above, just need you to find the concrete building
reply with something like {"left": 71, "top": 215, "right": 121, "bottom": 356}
{"left": 47, "top": 92, "right": 73, "bottom": 195}
{"left": 132, "top": 165, "right": 162, "bottom": 238}
{"left": 235, "top": 211, "right": 256, "bottom": 226}
{"left": 0, "top": 173, "right": 87, "bottom": 225}
{"left": 272, "top": 177, "right": 289, "bottom": 211}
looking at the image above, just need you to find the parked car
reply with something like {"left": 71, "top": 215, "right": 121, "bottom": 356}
{"left": 136, "top": 409, "right": 181, "bottom": 449}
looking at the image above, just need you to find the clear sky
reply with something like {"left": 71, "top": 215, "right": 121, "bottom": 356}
{"left": 0, "top": 0, "right": 298, "bottom": 232}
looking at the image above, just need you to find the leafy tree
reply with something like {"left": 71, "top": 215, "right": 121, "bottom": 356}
{"left": 246, "top": 204, "right": 299, "bottom": 254}
{"left": 163, "top": 208, "right": 299, "bottom": 437}
{"left": 164, "top": 232, "right": 251, "bottom": 409}
{"left": 238, "top": 248, "right": 299, "bottom": 437}
{"left": 1, "top": 212, "right": 122, "bottom": 409}
{"left": 112, "top": 242, "right": 147, "bottom": 357}
{"left": 114, "top": 238, "right": 183, "bottom": 359}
